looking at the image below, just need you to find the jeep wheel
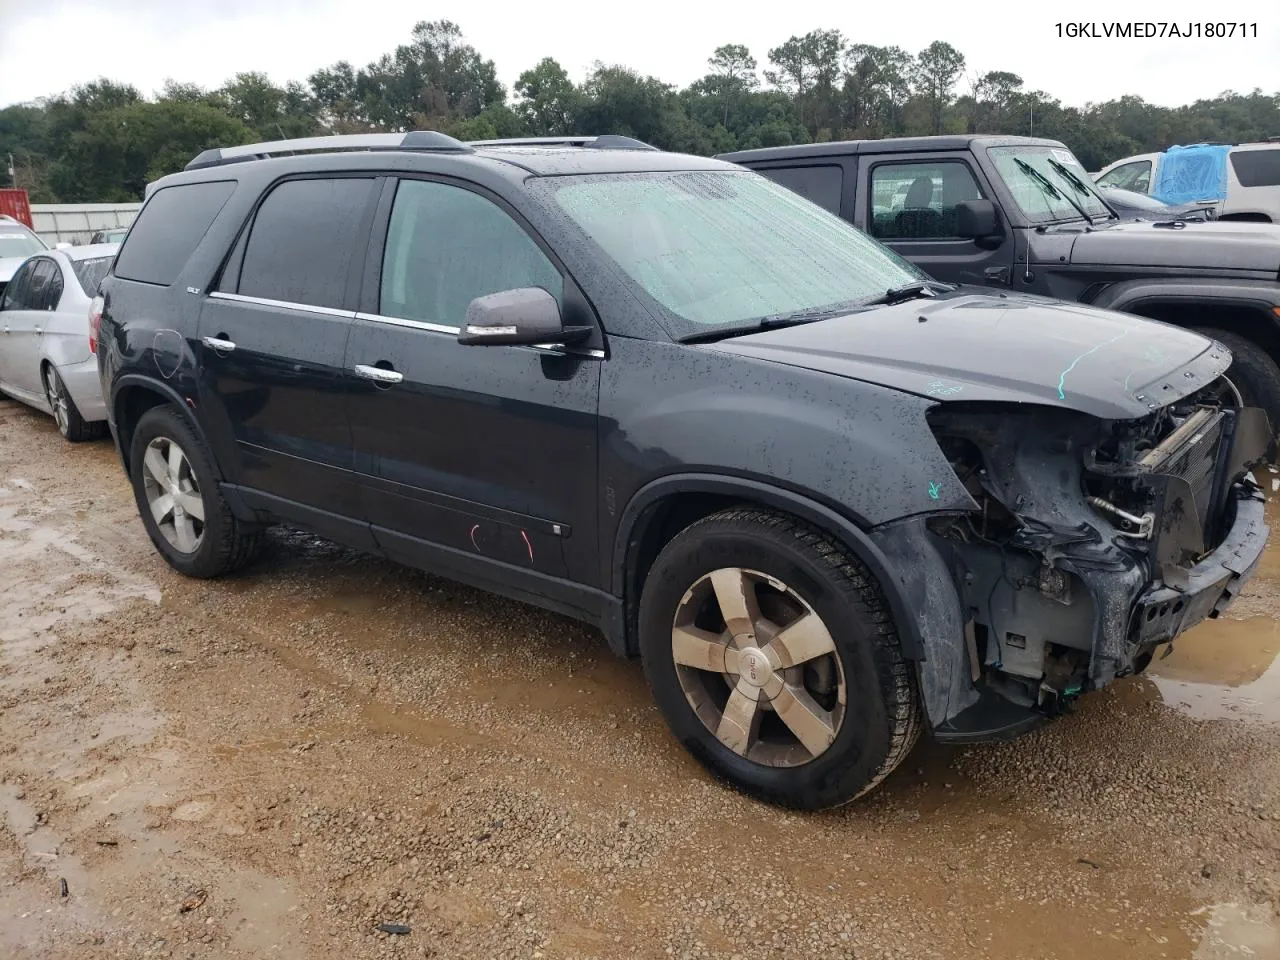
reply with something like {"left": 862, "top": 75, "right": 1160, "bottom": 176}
{"left": 128, "top": 406, "right": 263, "bottom": 578}
{"left": 1200, "top": 328, "right": 1280, "bottom": 446}
{"left": 638, "top": 508, "right": 922, "bottom": 810}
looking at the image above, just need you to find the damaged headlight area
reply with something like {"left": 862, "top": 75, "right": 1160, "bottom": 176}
{"left": 921, "top": 377, "right": 1271, "bottom": 725}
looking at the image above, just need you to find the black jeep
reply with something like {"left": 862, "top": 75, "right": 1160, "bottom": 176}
{"left": 96, "top": 133, "right": 1270, "bottom": 809}
{"left": 719, "top": 135, "right": 1280, "bottom": 436}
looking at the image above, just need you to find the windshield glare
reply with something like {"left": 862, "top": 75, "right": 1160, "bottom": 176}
{"left": 541, "top": 171, "right": 922, "bottom": 334}
{"left": 988, "top": 146, "right": 1113, "bottom": 224}
{"left": 0, "top": 229, "right": 46, "bottom": 260}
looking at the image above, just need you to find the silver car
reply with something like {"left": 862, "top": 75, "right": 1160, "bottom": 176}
{"left": 0, "top": 243, "right": 119, "bottom": 441}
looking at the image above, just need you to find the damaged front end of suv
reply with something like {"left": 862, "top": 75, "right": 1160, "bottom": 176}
{"left": 873, "top": 361, "right": 1272, "bottom": 741}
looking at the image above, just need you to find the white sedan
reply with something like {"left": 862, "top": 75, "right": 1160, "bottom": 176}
{"left": 0, "top": 243, "right": 119, "bottom": 441}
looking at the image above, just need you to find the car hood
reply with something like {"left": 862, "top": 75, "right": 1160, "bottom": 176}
{"left": 1067, "top": 218, "right": 1280, "bottom": 273}
{"left": 704, "top": 291, "right": 1231, "bottom": 420}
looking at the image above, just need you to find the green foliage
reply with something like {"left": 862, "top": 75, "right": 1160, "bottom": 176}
{"left": 3, "top": 23, "right": 1278, "bottom": 201}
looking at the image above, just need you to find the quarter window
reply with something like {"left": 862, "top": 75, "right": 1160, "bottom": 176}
{"left": 869, "top": 162, "right": 984, "bottom": 240}
{"left": 114, "top": 180, "right": 236, "bottom": 286}
{"left": 1229, "top": 149, "right": 1280, "bottom": 188}
{"left": 237, "top": 178, "right": 375, "bottom": 310}
{"left": 379, "top": 179, "right": 561, "bottom": 326}
{"left": 756, "top": 165, "right": 844, "bottom": 215}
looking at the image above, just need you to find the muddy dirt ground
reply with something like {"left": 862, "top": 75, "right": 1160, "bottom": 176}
{"left": 2, "top": 396, "right": 1278, "bottom": 960}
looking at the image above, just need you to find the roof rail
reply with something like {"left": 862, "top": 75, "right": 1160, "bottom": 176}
{"left": 469, "top": 135, "right": 659, "bottom": 152}
{"left": 184, "top": 130, "right": 473, "bottom": 171}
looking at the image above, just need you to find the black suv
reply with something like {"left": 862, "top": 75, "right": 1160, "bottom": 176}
{"left": 97, "top": 132, "right": 1271, "bottom": 809}
{"left": 719, "top": 136, "right": 1280, "bottom": 433}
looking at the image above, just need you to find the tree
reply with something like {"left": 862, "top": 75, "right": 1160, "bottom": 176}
{"left": 766, "top": 30, "right": 845, "bottom": 133}
{"left": 705, "top": 44, "right": 758, "bottom": 126}
{"left": 912, "top": 41, "right": 966, "bottom": 134}
{"left": 309, "top": 61, "right": 365, "bottom": 131}
{"left": 514, "top": 58, "right": 579, "bottom": 135}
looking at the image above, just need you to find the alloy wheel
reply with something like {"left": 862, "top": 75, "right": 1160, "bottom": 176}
{"left": 671, "top": 567, "right": 846, "bottom": 767}
{"left": 141, "top": 436, "right": 206, "bottom": 553}
{"left": 43, "top": 368, "right": 69, "bottom": 435}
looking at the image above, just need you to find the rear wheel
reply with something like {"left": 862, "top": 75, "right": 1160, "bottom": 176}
{"left": 128, "top": 406, "right": 263, "bottom": 578}
{"left": 43, "top": 365, "right": 102, "bottom": 442}
{"left": 638, "top": 508, "right": 922, "bottom": 809}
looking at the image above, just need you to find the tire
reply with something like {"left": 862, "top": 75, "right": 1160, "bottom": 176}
{"left": 638, "top": 508, "right": 922, "bottom": 810}
{"left": 128, "top": 405, "right": 263, "bottom": 578}
{"left": 43, "top": 365, "right": 104, "bottom": 443}
{"left": 1199, "top": 328, "right": 1280, "bottom": 441}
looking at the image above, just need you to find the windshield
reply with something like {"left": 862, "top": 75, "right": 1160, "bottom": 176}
{"left": 537, "top": 170, "right": 922, "bottom": 335}
{"left": 0, "top": 227, "right": 47, "bottom": 260}
{"left": 988, "top": 145, "right": 1113, "bottom": 224}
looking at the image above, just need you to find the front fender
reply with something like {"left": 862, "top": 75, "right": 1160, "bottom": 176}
{"left": 1087, "top": 276, "right": 1280, "bottom": 319}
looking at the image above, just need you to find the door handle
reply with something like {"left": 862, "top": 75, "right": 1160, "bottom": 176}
{"left": 201, "top": 336, "right": 236, "bottom": 352}
{"left": 983, "top": 266, "right": 1010, "bottom": 284}
{"left": 354, "top": 363, "right": 404, "bottom": 385}
{"left": 35, "top": 327, "right": 43, "bottom": 336}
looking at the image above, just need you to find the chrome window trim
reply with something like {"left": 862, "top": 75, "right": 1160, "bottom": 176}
{"left": 354, "top": 311, "right": 605, "bottom": 359}
{"left": 207, "top": 291, "right": 354, "bottom": 318}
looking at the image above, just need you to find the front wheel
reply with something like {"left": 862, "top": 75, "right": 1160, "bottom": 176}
{"left": 1199, "top": 328, "right": 1280, "bottom": 446}
{"left": 638, "top": 508, "right": 922, "bottom": 810}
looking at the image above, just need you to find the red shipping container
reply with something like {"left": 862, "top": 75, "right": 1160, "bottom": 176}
{"left": 0, "top": 188, "right": 33, "bottom": 228}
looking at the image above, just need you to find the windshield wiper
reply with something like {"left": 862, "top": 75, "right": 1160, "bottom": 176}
{"left": 678, "top": 303, "right": 863, "bottom": 344}
{"left": 1013, "top": 158, "right": 1095, "bottom": 226}
{"left": 861, "top": 279, "right": 956, "bottom": 306}
{"left": 1046, "top": 158, "right": 1115, "bottom": 222}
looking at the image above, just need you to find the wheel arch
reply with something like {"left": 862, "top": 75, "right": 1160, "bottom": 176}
{"left": 611, "top": 474, "right": 926, "bottom": 662}
{"left": 111, "top": 375, "right": 218, "bottom": 480}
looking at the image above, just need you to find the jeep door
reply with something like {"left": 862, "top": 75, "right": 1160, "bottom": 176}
{"left": 343, "top": 176, "right": 602, "bottom": 586}
{"left": 855, "top": 154, "right": 1014, "bottom": 287}
{"left": 196, "top": 175, "right": 378, "bottom": 546}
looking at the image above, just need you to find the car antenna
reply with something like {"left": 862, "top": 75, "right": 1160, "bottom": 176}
{"left": 1022, "top": 238, "right": 1034, "bottom": 284}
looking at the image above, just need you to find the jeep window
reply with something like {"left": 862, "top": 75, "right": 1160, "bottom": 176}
{"left": 754, "top": 165, "right": 843, "bottom": 215}
{"left": 987, "top": 146, "right": 1112, "bottom": 224}
{"left": 0, "top": 227, "right": 46, "bottom": 260}
{"left": 540, "top": 171, "right": 921, "bottom": 335}
{"left": 1229, "top": 148, "right": 1280, "bottom": 188}
{"left": 71, "top": 256, "right": 115, "bottom": 297}
{"left": 380, "top": 179, "right": 561, "bottom": 326}
{"left": 868, "top": 162, "right": 984, "bottom": 240}
{"left": 114, "top": 180, "right": 235, "bottom": 286}
{"left": 1096, "top": 160, "right": 1153, "bottom": 194}
{"left": 237, "top": 178, "right": 374, "bottom": 311}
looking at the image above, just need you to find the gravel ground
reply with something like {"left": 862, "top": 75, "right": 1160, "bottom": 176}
{"left": 1, "top": 395, "right": 1278, "bottom": 960}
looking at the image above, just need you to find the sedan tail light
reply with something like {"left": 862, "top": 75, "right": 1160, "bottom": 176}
{"left": 88, "top": 295, "right": 104, "bottom": 354}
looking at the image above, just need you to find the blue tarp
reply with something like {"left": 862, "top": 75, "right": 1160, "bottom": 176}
{"left": 1151, "top": 144, "right": 1230, "bottom": 205}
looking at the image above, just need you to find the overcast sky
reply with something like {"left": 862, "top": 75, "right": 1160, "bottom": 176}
{"left": 1, "top": 0, "right": 1277, "bottom": 110}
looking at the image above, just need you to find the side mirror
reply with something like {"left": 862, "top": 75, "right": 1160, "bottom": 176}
{"left": 457, "top": 287, "right": 591, "bottom": 347}
{"left": 954, "top": 199, "right": 999, "bottom": 240}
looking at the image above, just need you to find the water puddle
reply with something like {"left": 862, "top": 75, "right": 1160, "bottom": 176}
{"left": 1148, "top": 617, "right": 1280, "bottom": 724}
{"left": 1193, "top": 902, "right": 1280, "bottom": 959}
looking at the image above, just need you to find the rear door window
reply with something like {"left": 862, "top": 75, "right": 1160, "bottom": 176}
{"left": 236, "top": 178, "right": 375, "bottom": 311}
{"left": 1230, "top": 149, "right": 1280, "bottom": 188}
{"left": 25, "top": 259, "right": 55, "bottom": 310}
{"left": 114, "top": 180, "right": 236, "bottom": 286}
{"left": 754, "top": 165, "right": 844, "bottom": 215}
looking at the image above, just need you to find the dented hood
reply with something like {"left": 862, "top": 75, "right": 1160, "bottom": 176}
{"left": 1067, "top": 218, "right": 1280, "bottom": 274}
{"left": 705, "top": 291, "right": 1232, "bottom": 420}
